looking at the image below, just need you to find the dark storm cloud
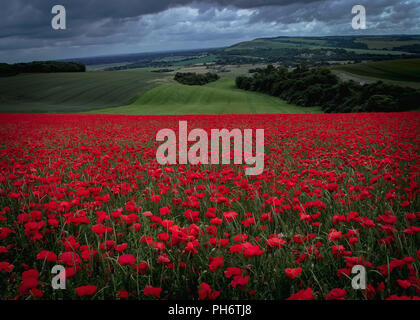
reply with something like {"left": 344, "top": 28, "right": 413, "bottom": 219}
{"left": 0, "top": 0, "right": 333, "bottom": 40}
{"left": 0, "top": 0, "right": 419, "bottom": 62}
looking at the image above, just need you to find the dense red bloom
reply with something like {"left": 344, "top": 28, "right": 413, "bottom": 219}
{"left": 224, "top": 267, "right": 243, "bottom": 278}
{"left": 285, "top": 267, "right": 302, "bottom": 279}
{"left": 118, "top": 290, "right": 129, "bottom": 299}
{"left": 118, "top": 254, "right": 135, "bottom": 266}
{"left": 0, "top": 113, "right": 418, "bottom": 300}
{"left": 0, "top": 227, "right": 14, "bottom": 241}
{"left": 231, "top": 275, "right": 249, "bottom": 290}
{"left": 19, "top": 269, "right": 39, "bottom": 295}
{"left": 198, "top": 282, "right": 211, "bottom": 300}
{"left": 242, "top": 242, "right": 263, "bottom": 258}
{"left": 76, "top": 285, "right": 98, "bottom": 297}
{"left": 287, "top": 288, "right": 314, "bottom": 300}
{"left": 36, "top": 250, "right": 57, "bottom": 262}
{"left": 160, "top": 206, "right": 170, "bottom": 215}
{"left": 209, "top": 256, "right": 224, "bottom": 272}
{"left": 327, "top": 288, "right": 347, "bottom": 300}
{"left": 59, "top": 252, "right": 81, "bottom": 267}
{"left": 0, "top": 262, "right": 14, "bottom": 273}
{"left": 397, "top": 280, "right": 411, "bottom": 289}
{"left": 198, "top": 282, "right": 221, "bottom": 300}
{"left": 328, "top": 229, "right": 342, "bottom": 241}
{"left": 134, "top": 262, "right": 149, "bottom": 274}
{"left": 30, "top": 288, "right": 44, "bottom": 298}
{"left": 143, "top": 286, "right": 162, "bottom": 298}
{"left": 223, "top": 211, "right": 238, "bottom": 222}
{"left": 267, "top": 237, "right": 286, "bottom": 249}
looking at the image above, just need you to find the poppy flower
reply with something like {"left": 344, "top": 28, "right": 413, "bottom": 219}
{"left": 143, "top": 286, "right": 162, "bottom": 298}
{"left": 397, "top": 280, "right": 411, "bottom": 289}
{"left": 118, "top": 254, "right": 135, "bottom": 266}
{"left": 76, "top": 285, "right": 98, "bottom": 297}
{"left": 36, "top": 250, "right": 57, "bottom": 262}
{"left": 134, "top": 262, "right": 149, "bottom": 274}
{"left": 287, "top": 288, "right": 314, "bottom": 300}
{"left": 285, "top": 267, "right": 302, "bottom": 279}
{"left": 59, "top": 252, "right": 81, "bottom": 267}
{"left": 208, "top": 256, "right": 224, "bottom": 272}
{"left": 223, "top": 211, "right": 238, "bottom": 222}
{"left": 327, "top": 288, "right": 347, "bottom": 300}
{"left": 0, "top": 262, "right": 14, "bottom": 273}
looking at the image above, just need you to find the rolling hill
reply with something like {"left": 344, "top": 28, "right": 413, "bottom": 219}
{"left": 332, "top": 58, "right": 420, "bottom": 89}
{"left": 0, "top": 70, "right": 165, "bottom": 113}
{"left": 225, "top": 35, "right": 420, "bottom": 55}
{"left": 87, "top": 77, "right": 321, "bottom": 115}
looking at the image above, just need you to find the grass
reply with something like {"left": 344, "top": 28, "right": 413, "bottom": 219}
{"left": 0, "top": 70, "right": 166, "bottom": 113}
{"left": 87, "top": 77, "right": 321, "bottom": 115}
{"left": 333, "top": 58, "right": 420, "bottom": 83}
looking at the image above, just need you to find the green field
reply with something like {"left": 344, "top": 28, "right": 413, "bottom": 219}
{"left": 88, "top": 77, "right": 321, "bottom": 115}
{"left": 0, "top": 70, "right": 165, "bottom": 113}
{"left": 333, "top": 58, "right": 420, "bottom": 83}
{"left": 226, "top": 37, "right": 412, "bottom": 55}
{"left": 356, "top": 39, "right": 420, "bottom": 50}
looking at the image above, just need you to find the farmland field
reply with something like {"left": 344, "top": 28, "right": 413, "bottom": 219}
{"left": 0, "top": 70, "right": 166, "bottom": 113}
{"left": 0, "top": 113, "right": 419, "bottom": 300}
{"left": 89, "top": 77, "right": 320, "bottom": 115}
{"left": 333, "top": 59, "right": 420, "bottom": 85}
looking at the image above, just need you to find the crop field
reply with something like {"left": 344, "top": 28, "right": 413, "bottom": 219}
{"left": 0, "top": 70, "right": 165, "bottom": 113}
{"left": 0, "top": 113, "right": 419, "bottom": 300}
{"left": 89, "top": 77, "right": 320, "bottom": 115}
{"left": 333, "top": 59, "right": 420, "bottom": 84}
{"left": 355, "top": 39, "right": 420, "bottom": 50}
{"left": 226, "top": 38, "right": 413, "bottom": 56}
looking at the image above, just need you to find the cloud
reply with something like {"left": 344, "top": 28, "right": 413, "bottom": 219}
{"left": 0, "top": 0, "right": 419, "bottom": 63}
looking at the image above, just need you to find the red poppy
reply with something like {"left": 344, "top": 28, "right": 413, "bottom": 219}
{"left": 118, "top": 254, "right": 135, "bottom": 266}
{"left": 76, "top": 285, "right": 98, "bottom": 297}
{"left": 287, "top": 288, "right": 314, "bottom": 300}
{"left": 327, "top": 288, "right": 347, "bottom": 300}
{"left": 285, "top": 267, "right": 302, "bottom": 279}
{"left": 143, "top": 286, "right": 162, "bottom": 298}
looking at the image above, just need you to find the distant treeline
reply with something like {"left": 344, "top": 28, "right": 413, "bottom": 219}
{"left": 151, "top": 69, "right": 174, "bottom": 73}
{"left": 174, "top": 72, "right": 219, "bottom": 86}
{"left": 0, "top": 61, "right": 86, "bottom": 77}
{"left": 236, "top": 64, "right": 420, "bottom": 113}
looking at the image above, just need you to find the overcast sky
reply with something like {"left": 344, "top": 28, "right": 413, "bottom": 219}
{"left": 1, "top": 0, "right": 419, "bottom": 63}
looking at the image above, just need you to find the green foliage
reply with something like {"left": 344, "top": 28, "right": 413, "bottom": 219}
{"left": 236, "top": 64, "right": 420, "bottom": 112}
{"left": 174, "top": 72, "right": 220, "bottom": 86}
{"left": 0, "top": 61, "right": 86, "bottom": 76}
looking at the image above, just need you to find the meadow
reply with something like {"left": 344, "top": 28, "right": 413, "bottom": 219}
{"left": 89, "top": 77, "right": 320, "bottom": 115}
{"left": 0, "top": 113, "right": 418, "bottom": 300}
{"left": 0, "top": 70, "right": 164, "bottom": 113}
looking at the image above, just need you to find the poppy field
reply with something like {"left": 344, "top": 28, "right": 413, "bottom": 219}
{"left": 0, "top": 112, "right": 419, "bottom": 300}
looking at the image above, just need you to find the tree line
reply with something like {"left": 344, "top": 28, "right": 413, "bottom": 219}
{"left": 0, "top": 61, "right": 86, "bottom": 77}
{"left": 236, "top": 64, "right": 420, "bottom": 112}
{"left": 174, "top": 72, "right": 219, "bottom": 86}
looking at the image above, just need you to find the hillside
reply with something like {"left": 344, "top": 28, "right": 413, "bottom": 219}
{"left": 0, "top": 70, "right": 165, "bottom": 113}
{"left": 225, "top": 35, "right": 420, "bottom": 55}
{"left": 87, "top": 77, "right": 321, "bottom": 115}
{"left": 332, "top": 58, "right": 420, "bottom": 86}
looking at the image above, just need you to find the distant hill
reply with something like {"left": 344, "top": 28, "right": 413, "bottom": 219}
{"left": 225, "top": 35, "right": 420, "bottom": 54}
{"left": 215, "top": 35, "right": 420, "bottom": 67}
